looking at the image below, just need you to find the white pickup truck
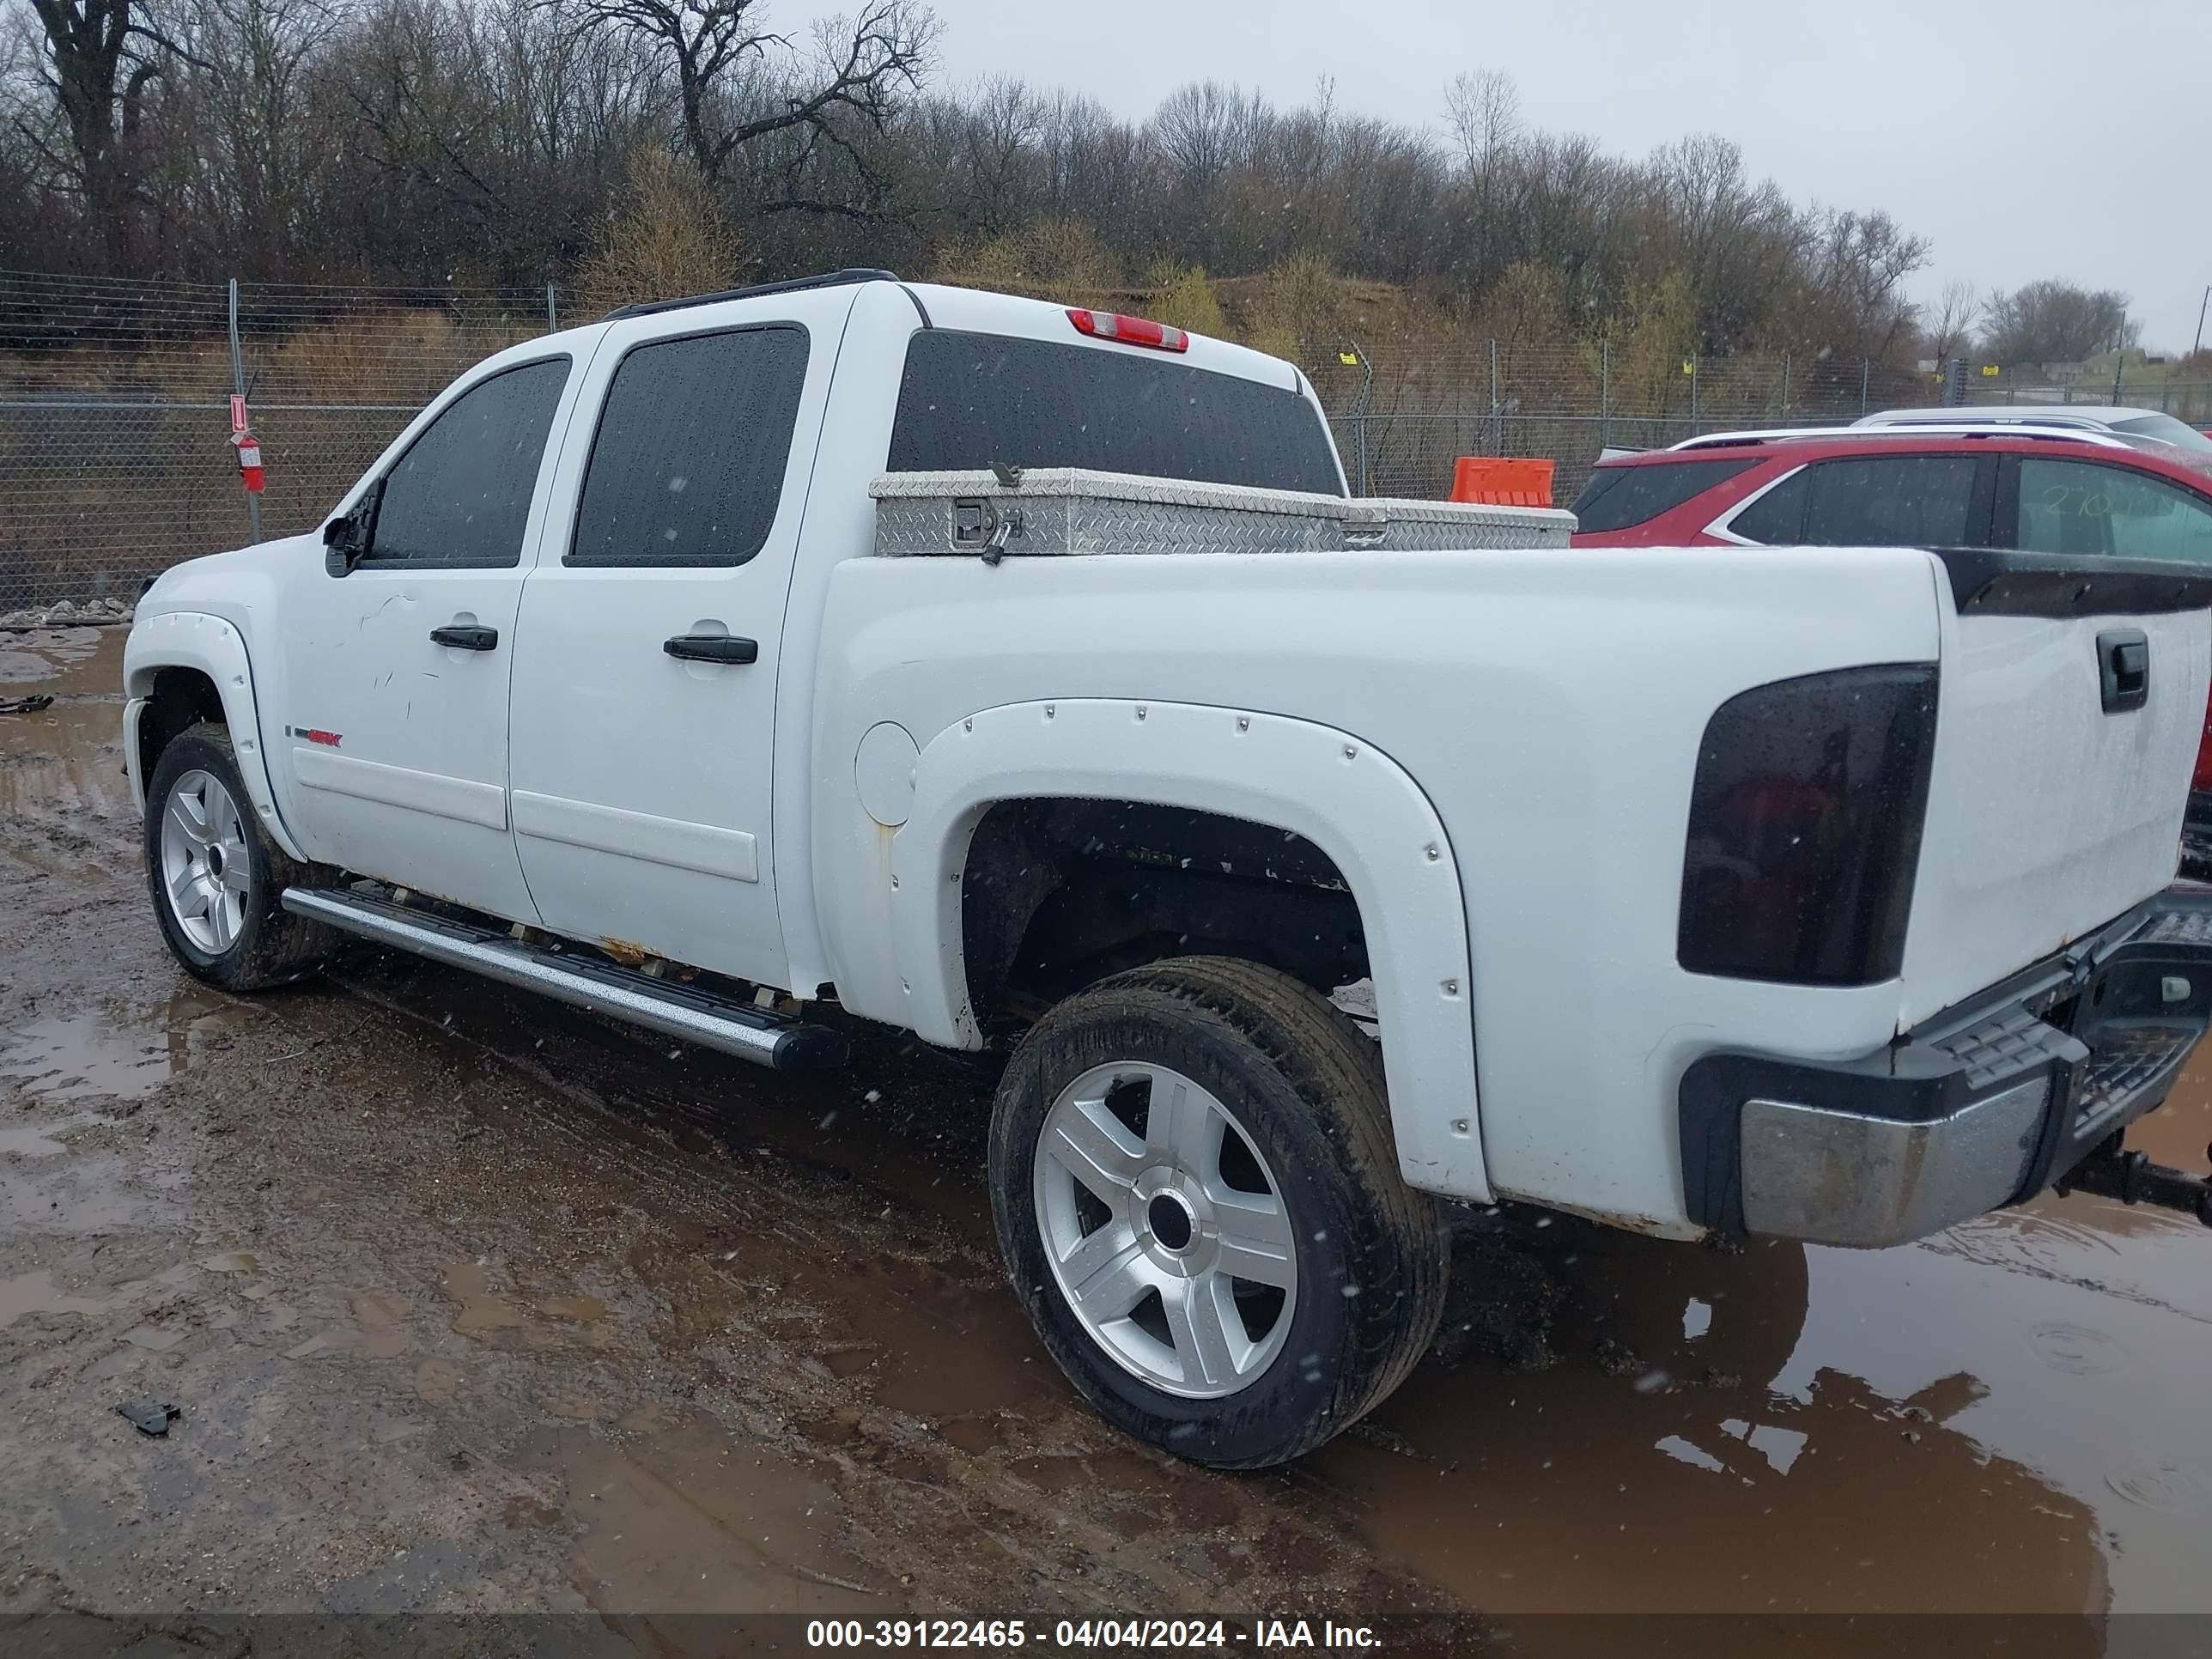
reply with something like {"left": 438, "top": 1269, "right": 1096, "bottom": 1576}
{"left": 125, "top": 270, "right": 2212, "bottom": 1467}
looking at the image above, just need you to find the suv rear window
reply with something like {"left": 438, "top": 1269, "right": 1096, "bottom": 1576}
{"left": 1571, "top": 458, "right": 1759, "bottom": 532}
{"left": 888, "top": 330, "right": 1342, "bottom": 495}
{"left": 2110, "top": 414, "right": 2212, "bottom": 455}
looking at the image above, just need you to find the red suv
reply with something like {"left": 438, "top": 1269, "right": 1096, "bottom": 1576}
{"left": 1570, "top": 424, "right": 2212, "bottom": 871}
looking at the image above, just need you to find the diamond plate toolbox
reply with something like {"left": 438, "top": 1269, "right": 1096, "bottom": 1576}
{"left": 870, "top": 469, "right": 1576, "bottom": 557}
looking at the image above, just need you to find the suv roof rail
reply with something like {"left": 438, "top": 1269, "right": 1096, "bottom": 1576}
{"left": 601, "top": 267, "right": 901, "bottom": 321}
{"left": 1668, "top": 422, "right": 2132, "bottom": 453}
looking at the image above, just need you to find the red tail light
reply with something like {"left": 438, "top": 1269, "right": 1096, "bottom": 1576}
{"left": 2193, "top": 684, "right": 2212, "bottom": 794}
{"left": 1066, "top": 308, "right": 1189, "bottom": 352}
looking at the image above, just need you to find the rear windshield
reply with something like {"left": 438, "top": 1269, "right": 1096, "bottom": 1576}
{"left": 2110, "top": 414, "right": 2212, "bottom": 455}
{"left": 887, "top": 330, "right": 1344, "bottom": 495}
{"left": 1571, "top": 457, "right": 1760, "bottom": 532}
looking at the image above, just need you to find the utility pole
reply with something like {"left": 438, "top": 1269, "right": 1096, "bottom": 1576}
{"left": 2195, "top": 284, "right": 2210, "bottom": 362}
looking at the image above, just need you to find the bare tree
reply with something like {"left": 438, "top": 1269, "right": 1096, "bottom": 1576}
{"left": 1980, "top": 279, "right": 2140, "bottom": 366}
{"left": 1442, "top": 68, "right": 1518, "bottom": 180}
{"left": 948, "top": 75, "right": 1044, "bottom": 235}
{"left": 0, "top": 43, "right": 1960, "bottom": 366}
{"left": 1922, "top": 278, "right": 1980, "bottom": 362}
{"left": 561, "top": 0, "right": 934, "bottom": 196}
{"left": 175, "top": 0, "right": 346, "bottom": 271}
{"left": 1150, "top": 80, "right": 1262, "bottom": 189}
{"left": 21, "top": 0, "right": 208, "bottom": 265}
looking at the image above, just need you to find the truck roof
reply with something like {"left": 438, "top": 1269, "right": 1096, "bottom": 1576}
{"left": 558, "top": 268, "right": 1311, "bottom": 401}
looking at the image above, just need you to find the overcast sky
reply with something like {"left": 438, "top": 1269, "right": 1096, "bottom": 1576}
{"left": 895, "top": 0, "right": 2212, "bottom": 354}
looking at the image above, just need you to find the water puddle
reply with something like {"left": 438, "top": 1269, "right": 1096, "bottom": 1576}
{"left": 0, "top": 994, "right": 238, "bottom": 1237}
{"left": 0, "top": 628, "right": 128, "bottom": 823}
{"left": 0, "top": 626, "right": 111, "bottom": 686}
{"left": 0, "top": 1156, "right": 162, "bottom": 1234}
{"left": 0, "top": 1112, "right": 112, "bottom": 1158}
{"left": 1314, "top": 1044, "right": 2212, "bottom": 1616}
{"left": 2135, "top": 1040, "right": 2212, "bottom": 1171}
{"left": 0, "top": 990, "right": 256, "bottom": 1104}
{"left": 447, "top": 1261, "right": 533, "bottom": 1339}
{"left": 0, "top": 1268, "right": 110, "bottom": 1329}
{"left": 848, "top": 1259, "right": 1054, "bottom": 1424}
{"left": 1317, "top": 1225, "right": 2120, "bottom": 1615}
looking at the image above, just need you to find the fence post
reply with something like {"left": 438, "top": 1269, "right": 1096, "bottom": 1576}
{"left": 1345, "top": 339, "right": 1373, "bottom": 496}
{"left": 1860, "top": 357, "right": 1869, "bottom": 415}
{"left": 228, "top": 277, "right": 259, "bottom": 544}
{"left": 547, "top": 283, "right": 558, "bottom": 332}
{"left": 1781, "top": 352, "right": 1791, "bottom": 419}
{"left": 1599, "top": 338, "right": 1610, "bottom": 453}
{"left": 1487, "top": 338, "right": 1500, "bottom": 456}
{"left": 1688, "top": 354, "right": 1699, "bottom": 432}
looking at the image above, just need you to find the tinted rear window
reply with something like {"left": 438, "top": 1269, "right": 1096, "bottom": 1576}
{"left": 1728, "top": 467, "right": 1812, "bottom": 542}
{"left": 2110, "top": 414, "right": 2212, "bottom": 455}
{"left": 1803, "top": 455, "right": 1979, "bottom": 546}
{"left": 1571, "top": 458, "right": 1759, "bottom": 533}
{"left": 888, "top": 330, "right": 1342, "bottom": 495}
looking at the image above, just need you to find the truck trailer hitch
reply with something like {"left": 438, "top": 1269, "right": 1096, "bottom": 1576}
{"left": 2055, "top": 1139, "right": 2212, "bottom": 1228}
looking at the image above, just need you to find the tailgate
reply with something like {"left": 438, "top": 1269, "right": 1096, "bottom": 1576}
{"left": 1899, "top": 552, "right": 2212, "bottom": 1027}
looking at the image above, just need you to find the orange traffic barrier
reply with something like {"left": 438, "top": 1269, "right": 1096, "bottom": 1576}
{"left": 1449, "top": 456, "right": 1554, "bottom": 507}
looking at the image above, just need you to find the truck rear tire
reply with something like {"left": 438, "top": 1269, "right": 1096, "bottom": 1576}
{"left": 144, "top": 723, "right": 337, "bottom": 991}
{"left": 988, "top": 955, "right": 1447, "bottom": 1468}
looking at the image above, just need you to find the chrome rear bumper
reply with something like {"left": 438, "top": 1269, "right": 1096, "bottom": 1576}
{"left": 1680, "top": 892, "right": 2212, "bottom": 1248}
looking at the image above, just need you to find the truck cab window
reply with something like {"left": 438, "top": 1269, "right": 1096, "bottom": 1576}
{"left": 364, "top": 358, "right": 568, "bottom": 568}
{"left": 568, "top": 325, "right": 810, "bottom": 568}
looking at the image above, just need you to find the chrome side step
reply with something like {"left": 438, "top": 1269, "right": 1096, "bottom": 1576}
{"left": 281, "top": 887, "right": 847, "bottom": 1072}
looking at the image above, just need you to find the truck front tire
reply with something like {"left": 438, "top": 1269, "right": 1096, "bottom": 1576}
{"left": 989, "top": 956, "right": 1447, "bottom": 1468}
{"left": 144, "top": 724, "right": 336, "bottom": 991}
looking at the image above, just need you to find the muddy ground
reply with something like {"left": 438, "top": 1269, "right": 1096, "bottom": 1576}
{"left": 5, "top": 628, "right": 2212, "bottom": 1650}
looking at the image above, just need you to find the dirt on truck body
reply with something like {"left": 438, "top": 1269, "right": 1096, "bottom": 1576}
{"left": 5, "top": 628, "right": 2212, "bottom": 1648}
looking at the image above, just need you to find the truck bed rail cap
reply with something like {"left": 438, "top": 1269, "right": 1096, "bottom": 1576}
{"left": 871, "top": 466, "right": 1574, "bottom": 525}
{"left": 870, "top": 468, "right": 1576, "bottom": 556}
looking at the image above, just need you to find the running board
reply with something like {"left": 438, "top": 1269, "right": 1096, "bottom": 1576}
{"left": 281, "top": 887, "right": 848, "bottom": 1072}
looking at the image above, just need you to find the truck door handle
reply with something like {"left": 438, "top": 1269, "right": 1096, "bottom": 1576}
{"left": 2099, "top": 629, "right": 2149, "bottom": 714}
{"left": 663, "top": 634, "right": 758, "bottom": 665}
{"left": 430, "top": 624, "right": 499, "bottom": 651}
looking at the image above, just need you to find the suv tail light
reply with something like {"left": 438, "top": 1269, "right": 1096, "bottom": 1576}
{"left": 2192, "top": 684, "right": 2212, "bottom": 794}
{"left": 1066, "top": 308, "right": 1189, "bottom": 352}
{"left": 1679, "top": 665, "right": 1940, "bottom": 986}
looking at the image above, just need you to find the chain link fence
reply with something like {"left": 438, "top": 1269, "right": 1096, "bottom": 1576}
{"left": 1298, "top": 339, "right": 1942, "bottom": 502}
{"left": 7, "top": 267, "right": 2209, "bottom": 616}
{"left": 1, "top": 270, "right": 556, "bottom": 616}
{"left": 1960, "top": 365, "right": 2212, "bottom": 425}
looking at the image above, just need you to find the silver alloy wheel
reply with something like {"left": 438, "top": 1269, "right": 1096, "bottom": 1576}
{"left": 159, "top": 768, "right": 252, "bottom": 955}
{"left": 1033, "top": 1060, "right": 1298, "bottom": 1399}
